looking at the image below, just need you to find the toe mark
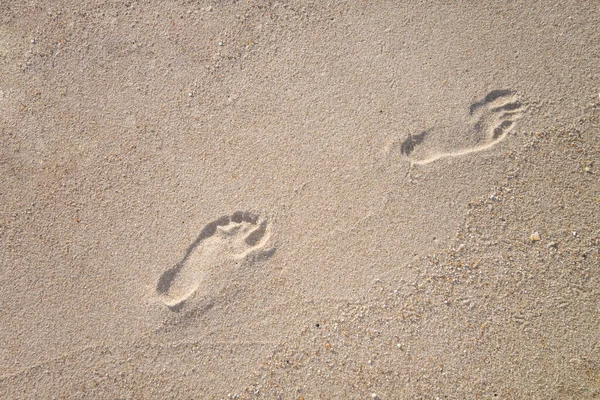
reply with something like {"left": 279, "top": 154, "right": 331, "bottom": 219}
{"left": 492, "top": 120, "right": 514, "bottom": 139}
{"left": 245, "top": 220, "right": 267, "bottom": 246}
{"left": 492, "top": 101, "right": 522, "bottom": 113}
{"left": 469, "top": 89, "right": 514, "bottom": 115}
{"left": 231, "top": 211, "right": 258, "bottom": 224}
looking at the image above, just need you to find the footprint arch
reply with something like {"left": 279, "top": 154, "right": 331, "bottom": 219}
{"left": 156, "top": 211, "right": 274, "bottom": 311}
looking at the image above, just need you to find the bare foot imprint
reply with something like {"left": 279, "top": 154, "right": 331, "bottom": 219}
{"left": 401, "top": 90, "right": 526, "bottom": 165}
{"left": 156, "top": 211, "right": 274, "bottom": 311}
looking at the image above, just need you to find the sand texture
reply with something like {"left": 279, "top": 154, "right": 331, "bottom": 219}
{"left": 1, "top": 0, "right": 599, "bottom": 398}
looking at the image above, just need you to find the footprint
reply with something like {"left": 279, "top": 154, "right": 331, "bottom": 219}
{"left": 156, "top": 211, "right": 274, "bottom": 311}
{"left": 400, "top": 90, "right": 526, "bottom": 165}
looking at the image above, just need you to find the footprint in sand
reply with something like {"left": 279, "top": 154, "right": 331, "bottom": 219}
{"left": 401, "top": 90, "right": 526, "bottom": 165}
{"left": 156, "top": 211, "right": 274, "bottom": 311}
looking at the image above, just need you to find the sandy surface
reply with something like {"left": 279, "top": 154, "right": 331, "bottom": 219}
{"left": 1, "top": 0, "right": 599, "bottom": 398}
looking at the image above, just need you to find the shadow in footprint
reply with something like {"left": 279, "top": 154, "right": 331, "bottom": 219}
{"left": 400, "top": 129, "right": 430, "bottom": 156}
{"left": 157, "top": 211, "right": 274, "bottom": 311}
{"left": 469, "top": 89, "right": 514, "bottom": 115}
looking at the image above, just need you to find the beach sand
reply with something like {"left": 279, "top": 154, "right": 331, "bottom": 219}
{"left": 1, "top": 1, "right": 599, "bottom": 398}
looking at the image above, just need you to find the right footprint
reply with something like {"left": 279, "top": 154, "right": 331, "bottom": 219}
{"left": 401, "top": 90, "right": 526, "bottom": 165}
{"left": 156, "top": 211, "right": 274, "bottom": 311}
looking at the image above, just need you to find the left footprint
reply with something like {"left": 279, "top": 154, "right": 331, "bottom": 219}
{"left": 156, "top": 211, "right": 274, "bottom": 310}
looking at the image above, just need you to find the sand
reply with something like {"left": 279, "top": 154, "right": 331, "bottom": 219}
{"left": 1, "top": 0, "right": 599, "bottom": 398}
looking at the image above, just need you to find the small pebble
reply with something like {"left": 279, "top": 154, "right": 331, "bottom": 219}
{"left": 547, "top": 241, "right": 558, "bottom": 249}
{"left": 218, "top": 41, "right": 224, "bottom": 46}
{"left": 531, "top": 232, "right": 541, "bottom": 241}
